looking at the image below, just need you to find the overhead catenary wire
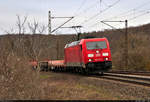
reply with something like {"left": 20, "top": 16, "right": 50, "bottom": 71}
{"left": 51, "top": 0, "right": 89, "bottom": 34}
{"left": 76, "top": 0, "right": 121, "bottom": 26}
{"left": 90, "top": 8, "right": 150, "bottom": 28}
{"left": 128, "top": 10, "right": 150, "bottom": 21}
{"left": 57, "top": 0, "right": 150, "bottom": 34}
{"left": 63, "top": 0, "right": 99, "bottom": 34}
{"left": 98, "top": 9, "right": 150, "bottom": 31}
{"left": 74, "top": 0, "right": 100, "bottom": 17}
{"left": 103, "top": 0, "right": 150, "bottom": 21}
{"left": 65, "top": 0, "right": 121, "bottom": 34}
{"left": 88, "top": 1, "right": 150, "bottom": 31}
{"left": 102, "top": 0, "right": 109, "bottom": 7}
{"left": 81, "top": 0, "right": 150, "bottom": 33}
{"left": 59, "top": 0, "right": 120, "bottom": 34}
{"left": 73, "top": 0, "right": 88, "bottom": 16}
{"left": 68, "top": 0, "right": 87, "bottom": 32}
{"left": 74, "top": 0, "right": 120, "bottom": 32}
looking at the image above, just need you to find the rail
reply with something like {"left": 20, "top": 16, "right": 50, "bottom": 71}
{"left": 92, "top": 73, "right": 150, "bottom": 87}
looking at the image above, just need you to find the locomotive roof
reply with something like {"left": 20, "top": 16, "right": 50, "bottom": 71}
{"left": 65, "top": 37, "right": 107, "bottom": 48}
{"left": 80, "top": 37, "right": 107, "bottom": 44}
{"left": 64, "top": 40, "right": 81, "bottom": 48}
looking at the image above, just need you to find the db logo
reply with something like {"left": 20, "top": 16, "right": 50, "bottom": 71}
{"left": 96, "top": 54, "right": 101, "bottom": 57}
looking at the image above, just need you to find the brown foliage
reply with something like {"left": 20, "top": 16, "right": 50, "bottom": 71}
{"left": 0, "top": 35, "right": 43, "bottom": 99}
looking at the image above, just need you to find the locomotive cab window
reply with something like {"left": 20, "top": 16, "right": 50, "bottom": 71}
{"left": 86, "top": 41, "right": 107, "bottom": 50}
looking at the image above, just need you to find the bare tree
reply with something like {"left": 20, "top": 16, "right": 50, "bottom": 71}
{"left": 28, "top": 20, "right": 39, "bottom": 34}
{"left": 28, "top": 20, "right": 47, "bottom": 34}
{"left": 4, "top": 27, "right": 16, "bottom": 34}
{"left": 16, "top": 15, "right": 27, "bottom": 34}
{"left": 38, "top": 24, "right": 47, "bottom": 34}
{"left": 4, "top": 15, "right": 47, "bottom": 35}
{"left": 25, "top": 35, "right": 45, "bottom": 60}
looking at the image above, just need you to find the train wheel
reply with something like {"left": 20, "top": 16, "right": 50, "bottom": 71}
{"left": 75, "top": 68, "right": 78, "bottom": 73}
{"left": 57, "top": 66, "right": 60, "bottom": 72}
{"left": 77, "top": 68, "right": 81, "bottom": 74}
{"left": 45, "top": 67, "right": 48, "bottom": 72}
{"left": 49, "top": 67, "right": 52, "bottom": 71}
{"left": 79, "top": 68, "right": 83, "bottom": 74}
{"left": 50, "top": 66, "right": 53, "bottom": 71}
{"left": 53, "top": 67, "right": 56, "bottom": 72}
{"left": 81, "top": 69, "right": 85, "bottom": 75}
{"left": 54, "top": 67, "right": 57, "bottom": 72}
{"left": 85, "top": 69, "right": 89, "bottom": 75}
{"left": 32, "top": 66, "right": 37, "bottom": 70}
{"left": 99, "top": 72, "right": 104, "bottom": 76}
{"left": 60, "top": 67, "right": 62, "bottom": 72}
{"left": 70, "top": 68, "right": 73, "bottom": 73}
{"left": 40, "top": 67, "right": 44, "bottom": 72}
{"left": 71, "top": 67, "right": 75, "bottom": 73}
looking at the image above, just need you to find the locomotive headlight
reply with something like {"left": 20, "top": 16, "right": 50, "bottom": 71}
{"left": 105, "top": 58, "right": 109, "bottom": 61}
{"left": 88, "top": 54, "right": 94, "bottom": 57}
{"left": 103, "top": 53, "right": 109, "bottom": 56}
{"left": 89, "top": 59, "right": 92, "bottom": 61}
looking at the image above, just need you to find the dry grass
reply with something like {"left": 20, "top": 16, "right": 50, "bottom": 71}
{"left": 38, "top": 72, "right": 118, "bottom": 100}
{"left": 36, "top": 72, "right": 150, "bottom": 100}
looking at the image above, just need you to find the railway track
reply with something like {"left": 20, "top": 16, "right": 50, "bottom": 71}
{"left": 40, "top": 68, "right": 150, "bottom": 87}
{"left": 92, "top": 73, "right": 150, "bottom": 87}
{"left": 107, "top": 71, "right": 150, "bottom": 76}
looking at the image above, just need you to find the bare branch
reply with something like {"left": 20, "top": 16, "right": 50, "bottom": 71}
{"left": 28, "top": 19, "right": 39, "bottom": 34}
{"left": 4, "top": 27, "right": 16, "bottom": 34}
{"left": 16, "top": 15, "right": 28, "bottom": 34}
{"left": 38, "top": 24, "right": 47, "bottom": 34}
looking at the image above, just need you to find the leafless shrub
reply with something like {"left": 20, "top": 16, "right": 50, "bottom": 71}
{"left": 0, "top": 56, "right": 42, "bottom": 99}
{"left": 127, "top": 33, "right": 150, "bottom": 71}
{"left": 0, "top": 35, "right": 43, "bottom": 99}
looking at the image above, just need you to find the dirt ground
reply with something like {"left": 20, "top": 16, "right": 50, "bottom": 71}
{"left": 38, "top": 71, "right": 150, "bottom": 100}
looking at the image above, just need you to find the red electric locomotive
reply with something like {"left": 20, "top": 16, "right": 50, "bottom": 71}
{"left": 30, "top": 37, "right": 112, "bottom": 75}
{"left": 64, "top": 37, "right": 112, "bottom": 74}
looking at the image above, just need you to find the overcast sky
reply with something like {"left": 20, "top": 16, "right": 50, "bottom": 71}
{"left": 0, "top": 0, "right": 150, "bottom": 34}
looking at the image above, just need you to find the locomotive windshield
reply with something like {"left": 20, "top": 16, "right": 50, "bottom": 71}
{"left": 86, "top": 41, "right": 107, "bottom": 50}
